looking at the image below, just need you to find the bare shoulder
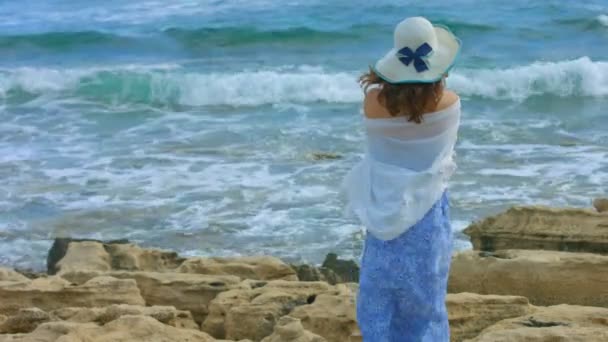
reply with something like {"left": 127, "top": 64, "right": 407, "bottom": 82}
{"left": 436, "top": 90, "right": 460, "bottom": 111}
{"left": 363, "top": 89, "right": 391, "bottom": 119}
{"left": 364, "top": 88, "right": 460, "bottom": 118}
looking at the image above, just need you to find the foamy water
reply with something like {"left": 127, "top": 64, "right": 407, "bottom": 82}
{"left": 1, "top": 0, "right": 607, "bottom": 270}
{"left": 2, "top": 57, "right": 608, "bottom": 106}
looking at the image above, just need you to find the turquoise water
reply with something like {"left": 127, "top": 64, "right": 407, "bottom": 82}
{"left": 1, "top": 0, "right": 608, "bottom": 270}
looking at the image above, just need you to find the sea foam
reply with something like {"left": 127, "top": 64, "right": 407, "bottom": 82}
{"left": 1, "top": 57, "right": 607, "bottom": 106}
{"left": 450, "top": 57, "right": 608, "bottom": 100}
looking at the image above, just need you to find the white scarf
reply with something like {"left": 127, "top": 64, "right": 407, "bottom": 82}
{"left": 341, "top": 101, "right": 460, "bottom": 240}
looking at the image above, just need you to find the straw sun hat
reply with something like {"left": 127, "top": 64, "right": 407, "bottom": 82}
{"left": 373, "top": 17, "right": 461, "bottom": 84}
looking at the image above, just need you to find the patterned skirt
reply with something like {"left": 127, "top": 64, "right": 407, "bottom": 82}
{"left": 357, "top": 192, "right": 453, "bottom": 342}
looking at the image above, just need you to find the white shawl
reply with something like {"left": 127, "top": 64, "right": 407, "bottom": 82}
{"left": 342, "top": 100, "right": 460, "bottom": 240}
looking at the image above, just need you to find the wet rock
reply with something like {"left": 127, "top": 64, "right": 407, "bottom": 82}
{"left": 321, "top": 254, "right": 359, "bottom": 283}
{"left": 291, "top": 264, "right": 340, "bottom": 285}
{"left": 307, "top": 152, "right": 342, "bottom": 161}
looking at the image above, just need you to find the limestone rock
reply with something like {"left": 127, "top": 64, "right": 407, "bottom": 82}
{"left": 0, "top": 315, "right": 216, "bottom": 342}
{"left": 55, "top": 269, "right": 241, "bottom": 325}
{"left": 0, "top": 267, "right": 29, "bottom": 283}
{"left": 467, "top": 304, "right": 608, "bottom": 341}
{"left": 0, "top": 304, "right": 198, "bottom": 335}
{"left": 49, "top": 239, "right": 185, "bottom": 276}
{"left": 203, "top": 280, "right": 332, "bottom": 341}
{"left": 321, "top": 254, "right": 359, "bottom": 283}
{"left": 0, "top": 308, "right": 50, "bottom": 333}
{"left": 594, "top": 198, "right": 608, "bottom": 213}
{"left": 55, "top": 241, "right": 112, "bottom": 275}
{"left": 52, "top": 304, "right": 198, "bottom": 330}
{"left": 52, "top": 240, "right": 295, "bottom": 282}
{"left": 178, "top": 256, "right": 297, "bottom": 281}
{"left": 449, "top": 250, "right": 608, "bottom": 307}
{"left": 290, "top": 284, "right": 358, "bottom": 342}
{"left": 56, "top": 270, "right": 107, "bottom": 285}
{"left": 446, "top": 293, "right": 532, "bottom": 341}
{"left": 12, "top": 269, "right": 44, "bottom": 279}
{"left": 106, "top": 271, "right": 241, "bottom": 325}
{"left": 261, "top": 316, "right": 327, "bottom": 342}
{"left": 0, "top": 276, "right": 145, "bottom": 316}
{"left": 104, "top": 243, "right": 185, "bottom": 272}
{"left": 47, "top": 238, "right": 129, "bottom": 274}
{"left": 349, "top": 333, "right": 363, "bottom": 342}
{"left": 464, "top": 206, "right": 608, "bottom": 254}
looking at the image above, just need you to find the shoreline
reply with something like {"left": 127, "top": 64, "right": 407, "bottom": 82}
{"left": 1, "top": 199, "right": 607, "bottom": 341}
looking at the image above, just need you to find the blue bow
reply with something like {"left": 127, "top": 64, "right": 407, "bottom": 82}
{"left": 396, "top": 43, "right": 433, "bottom": 73}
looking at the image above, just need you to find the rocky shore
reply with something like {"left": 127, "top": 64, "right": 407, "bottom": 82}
{"left": 1, "top": 199, "right": 607, "bottom": 341}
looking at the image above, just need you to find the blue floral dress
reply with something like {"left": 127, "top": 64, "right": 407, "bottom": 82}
{"left": 357, "top": 192, "right": 453, "bottom": 342}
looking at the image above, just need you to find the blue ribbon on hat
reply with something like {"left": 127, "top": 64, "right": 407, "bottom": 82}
{"left": 396, "top": 42, "right": 432, "bottom": 73}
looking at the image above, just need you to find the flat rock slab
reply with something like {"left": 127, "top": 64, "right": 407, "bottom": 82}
{"left": 449, "top": 250, "right": 608, "bottom": 307}
{"left": 464, "top": 206, "right": 608, "bottom": 254}
{"left": 0, "top": 308, "right": 50, "bottom": 334}
{"left": 51, "top": 240, "right": 297, "bottom": 282}
{"left": 0, "top": 276, "right": 145, "bottom": 316}
{"left": 177, "top": 256, "right": 297, "bottom": 281}
{"left": 52, "top": 304, "right": 199, "bottom": 330}
{"left": 0, "top": 304, "right": 198, "bottom": 334}
{"left": 0, "top": 315, "right": 217, "bottom": 342}
{"left": 447, "top": 292, "right": 532, "bottom": 342}
{"left": 467, "top": 304, "right": 608, "bottom": 341}
{"left": 58, "top": 271, "right": 242, "bottom": 325}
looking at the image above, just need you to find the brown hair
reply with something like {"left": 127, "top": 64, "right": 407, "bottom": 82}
{"left": 359, "top": 67, "right": 445, "bottom": 123}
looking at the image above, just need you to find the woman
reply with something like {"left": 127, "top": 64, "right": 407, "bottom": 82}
{"left": 342, "top": 17, "right": 461, "bottom": 341}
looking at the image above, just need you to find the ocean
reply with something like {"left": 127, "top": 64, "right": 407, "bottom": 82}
{"left": 1, "top": 0, "right": 607, "bottom": 271}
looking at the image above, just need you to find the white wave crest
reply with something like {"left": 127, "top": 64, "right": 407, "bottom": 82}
{"left": 598, "top": 14, "right": 608, "bottom": 27}
{"left": 0, "top": 65, "right": 361, "bottom": 106}
{"left": 450, "top": 57, "right": 608, "bottom": 100}
{"left": 1, "top": 57, "right": 607, "bottom": 106}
